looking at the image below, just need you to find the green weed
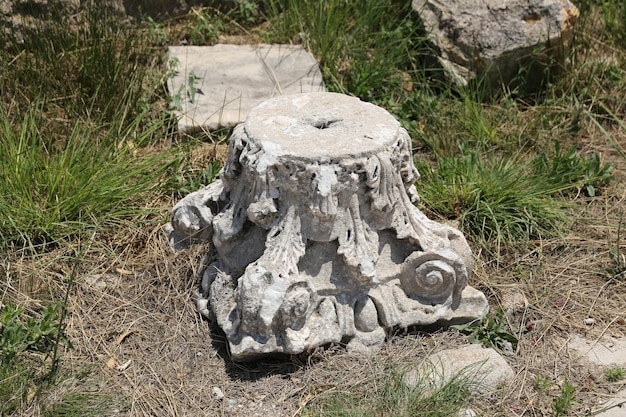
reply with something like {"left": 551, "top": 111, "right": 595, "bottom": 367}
{"left": 0, "top": 301, "right": 70, "bottom": 414}
{"left": 170, "top": 69, "right": 204, "bottom": 109}
{"left": 187, "top": 7, "right": 224, "bottom": 44}
{"left": 552, "top": 381, "right": 576, "bottom": 417}
{"left": 459, "top": 89, "right": 501, "bottom": 148}
{"left": 41, "top": 387, "right": 117, "bottom": 417}
{"left": 416, "top": 135, "right": 615, "bottom": 251}
{"left": 597, "top": 0, "right": 626, "bottom": 46}
{"left": 0, "top": 302, "right": 69, "bottom": 364}
{"left": 533, "top": 375, "right": 552, "bottom": 391}
{"left": 586, "top": 102, "right": 626, "bottom": 163}
{"left": 605, "top": 368, "right": 625, "bottom": 382}
{"left": 533, "top": 142, "right": 614, "bottom": 197}
{"left": 168, "top": 159, "right": 222, "bottom": 198}
{"left": 232, "top": 0, "right": 261, "bottom": 25}
{"left": 264, "top": 0, "right": 426, "bottom": 104}
{"left": 145, "top": 17, "right": 169, "bottom": 46}
{"left": 416, "top": 146, "right": 568, "bottom": 251}
{"left": 607, "top": 217, "right": 626, "bottom": 280}
{"left": 451, "top": 309, "right": 518, "bottom": 355}
{"left": 0, "top": 2, "right": 158, "bottom": 124}
{"left": 0, "top": 101, "right": 171, "bottom": 249}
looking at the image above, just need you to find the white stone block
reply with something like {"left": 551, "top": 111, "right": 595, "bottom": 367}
{"left": 165, "top": 44, "right": 325, "bottom": 134}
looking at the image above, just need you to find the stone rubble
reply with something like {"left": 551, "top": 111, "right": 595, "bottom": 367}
{"left": 567, "top": 334, "right": 626, "bottom": 416}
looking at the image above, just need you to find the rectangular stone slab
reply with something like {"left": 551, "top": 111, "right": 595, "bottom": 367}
{"left": 166, "top": 44, "right": 325, "bottom": 134}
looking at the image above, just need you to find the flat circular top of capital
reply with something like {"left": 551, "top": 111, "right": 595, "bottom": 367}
{"left": 244, "top": 93, "right": 401, "bottom": 160}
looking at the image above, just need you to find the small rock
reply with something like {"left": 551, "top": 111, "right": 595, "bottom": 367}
{"left": 458, "top": 409, "right": 477, "bottom": 417}
{"left": 501, "top": 287, "right": 529, "bottom": 314}
{"left": 568, "top": 335, "right": 626, "bottom": 367}
{"left": 196, "top": 297, "right": 210, "bottom": 318}
{"left": 404, "top": 345, "right": 514, "bottom": 394}
{"left": 501, "top": 340, "right": 515, "bottom": 356}
{"left": 211, "top": 387, "right": 224, "bottom": 400}
{"left": 584, "top": 318, "right": 596, "bottom": 326}
{"left": 82, "top": 273, "right": 120, "bottom": 292}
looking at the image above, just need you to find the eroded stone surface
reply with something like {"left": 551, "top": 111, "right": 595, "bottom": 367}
{"left": 568, "top": 334, "right": 626, "bottom": 367}
{"left": 166, "top": 44, "right": 324, "bottom": 134}
{"left": 167, "top": 92, "right": 488, "bottom": 360}
{"left": 594, "top": 389, "right": 626, "bottom": 417}
{"left": 412, "top": 0, "right": 579, "bottom": 89}
{"left": 566, "top": 335, "right": 626, "bottom": 417}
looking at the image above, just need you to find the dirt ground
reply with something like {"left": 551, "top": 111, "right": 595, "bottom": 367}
{"left": 1, "top": 1, "right": 625, "bottom": 415}
{"left": 6, "top": 122, "right": 620, "bottom": 417}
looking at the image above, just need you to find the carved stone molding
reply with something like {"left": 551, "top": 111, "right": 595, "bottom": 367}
{"left": 166, "top": 92, "right": 488, "bottom": 360}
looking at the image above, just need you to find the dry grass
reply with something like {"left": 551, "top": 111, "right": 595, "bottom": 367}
{"left": 2, "top": 1, "right": 626, "bottom": 416}
{"left": 4, "top": 171, "right": 624, "bottom": 416}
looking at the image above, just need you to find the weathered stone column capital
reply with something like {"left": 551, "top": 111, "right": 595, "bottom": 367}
{"left": 167, "top": 92, "right": 488, "bottom": 360}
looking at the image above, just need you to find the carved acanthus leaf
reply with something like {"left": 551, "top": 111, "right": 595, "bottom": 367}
{"left": 263, "top": 205, "right": 306, "bottom": 276}
{"left": 337, "top": 194, "right": 379, "bottom": 280}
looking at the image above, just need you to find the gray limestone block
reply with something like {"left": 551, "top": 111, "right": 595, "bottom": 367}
{"left": 412, "top": 0, "right": 579, "bottom": 90}
{"left": 166, "top": 44, "right": 325, "bottom": 135}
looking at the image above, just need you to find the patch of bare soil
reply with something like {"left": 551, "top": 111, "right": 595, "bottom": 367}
{"left": 8, "top": 141, "right": 626, "bottom": 417}
{"left": 2, "top": 1, "right": 624, "bottom": 414}
{"left": 65, "top": 197, "right": 626, "bottom": 414}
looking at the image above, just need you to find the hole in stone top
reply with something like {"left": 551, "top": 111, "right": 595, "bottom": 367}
{"left": 311, "top": 119, "right": 342, "bottom": 129}
{"left": 522, "top": 12, "right": 541, "bottom": 23}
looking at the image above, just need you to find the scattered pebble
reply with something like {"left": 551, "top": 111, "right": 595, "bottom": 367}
{"left": 116, "top": 359, "right": 131, "bottom": 371}
{"left": 501, "top": 288, "right": 529, "bottom": 314}
{"left": 584, "top": 318, "right": 596, "bottom": 326}
{"left": 458, "top": 409, "right": 477, "bottom": 417}
{"left": 501, "top": 340, "right": 515, "bottom": 356}
{"left": 196, "top": 298, "right": 209, "bottom": 318}
{"left": 211, "top": 387, "right": 224, "bottom": 400}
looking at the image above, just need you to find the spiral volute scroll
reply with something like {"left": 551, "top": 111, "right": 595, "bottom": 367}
{"left": 400, "top": 248, "right": 468, "bottom": 306}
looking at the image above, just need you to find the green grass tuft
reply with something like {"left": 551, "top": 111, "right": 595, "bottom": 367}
{"left": 0, "top": 301, "right": 70, "bottom": 415}
{"left": 0, "top": 102, "right": 171, "bottom": 249}
{"left": 264, "top": 0, "right": 427, "bottom": 104}
{"left": 416, "top": 146, "right": 568, "bottom": 251}
{"left": 605, "top": 367, "right": 625, "bottom": 382}
{"left": 0, "top": 2, "right": 158, "bottom": 124}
